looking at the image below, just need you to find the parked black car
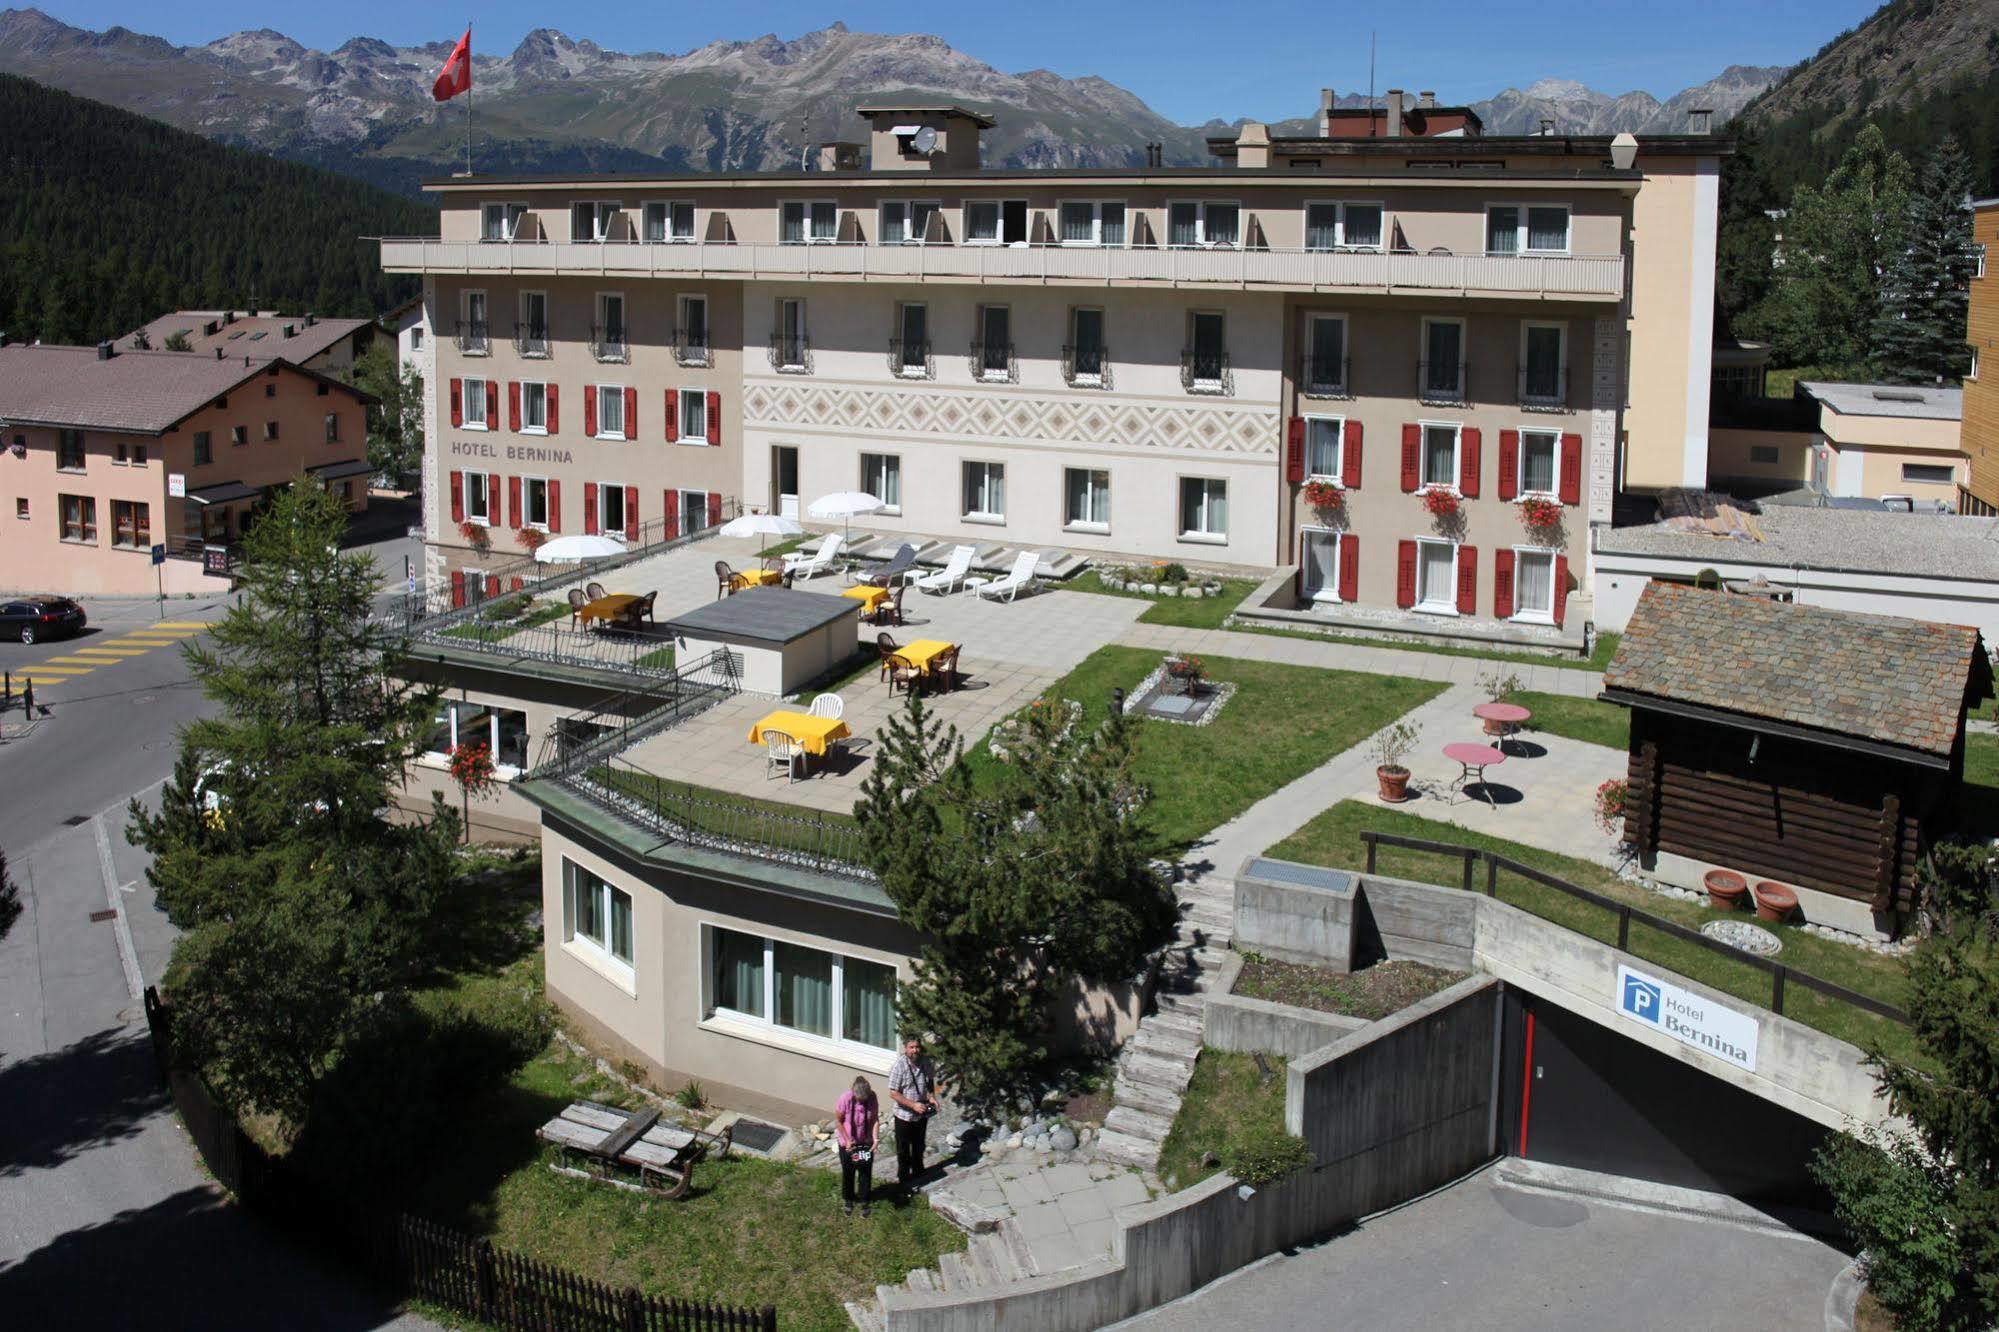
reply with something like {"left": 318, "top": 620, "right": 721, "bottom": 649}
{"left": 1, "top": 597, "right": 86, "bottom": 645}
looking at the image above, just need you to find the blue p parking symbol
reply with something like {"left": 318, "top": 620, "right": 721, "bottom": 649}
{"left": 1621, "top": 975, "right": 1662, "bottom": 1023}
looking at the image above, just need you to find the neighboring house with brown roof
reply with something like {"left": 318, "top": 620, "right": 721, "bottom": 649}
{"left": 118, "top": 309, "right": 375, "bottom": 377}
{"left": 0, "top": 343, "right": 374, "bottom": 596}
{"left": 1603, "top": 581, "right": 1991, "bottom": 937}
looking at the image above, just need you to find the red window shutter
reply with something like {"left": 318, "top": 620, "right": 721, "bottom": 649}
{"left": 1400, "top": 424, "right": 1420, "bottom": 492}
{"left": 1457, "top": 545, "right": 1478, "bottom": 615}
{"left": 488, "top": 473, "right": 501, "bottom": 520}
{"left": 583, "top": 482, "right": 599, "bottom": 535}
{"left": 1555, "top": 554, "right": 1570, "bottom": 627}
{"left": 1286, "top": 417, "right": 1305, "bottom": 483}
{"left": 450, "top": 570, "right": 466, "bottom": 608}
{"left": 485, "top": 574, "right": 500, "bottom": 598}
{"left": 1560, "top": 433, "right": 1584, "bottom": 506}
{"left": 510, "top": 576, "right": 524, "bottom": 592}
{"left": 548, "top": 479, "right": 561, "bottom": 532}
{"left": 584, "top": 387, "right": 597, "bottom": 439}
{"left": 706, "top": 391, "right": 721, "bottom": 445}
{"left": 508, "top": 381, "right": 521, "bottom": 432}
{"left": 1497, "top": 429, "right": 1520, "bottom": 502}
{"left": 484, "top": 381, "right": 497, "bottom": 431}
{"left": 1342, "top": 420, "right": 1363, "bottom": 489}
{"left": 1338, "top": 533, "right": 1359, "bottom": 602}
{"left": 1460, "top": 428, "right": 1481, "bottom": 499}
{"left": 1494, "top": 548, "right": 1515, "bottom": 620}
{"left": 708, "top": 492, "right": 722, "bottom": 527}
{"left": 624, "top": 486, "right": 640, "bottom": 542}
{"left": 625, "top": 386, "right": 638, "bottom": 439}
{"left": 449, "top": 470, "right": 464, "bottom": 523}
{"left": 663, "top": 492, "right": 680, "bottom": 541}
{"left": 508, "top": 475, "right": 522, "bottom": 528}
{"left": 547, "top": 384, "right": 559, "bottom": 435}
{"left": 1396, "top": 539, "right": 1417, "bottom": 608}
{"left": 449, "top": 377, "right": 463, "bottom": 428}
{"left": 664, "top": 389, "right": 679, "bottom": 441}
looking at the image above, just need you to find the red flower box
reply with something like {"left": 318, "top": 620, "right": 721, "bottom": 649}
{"left": 1420, "top": 488, "right": 1460, "bottom": 519}
{"left": 1519, "top": 496, "right": 1563, "bottom": 530}
{"left": 1303, "top": 480, "right": 1343, "bottom": 509}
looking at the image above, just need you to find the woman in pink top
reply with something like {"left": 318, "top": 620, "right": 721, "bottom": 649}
{"left": 835, "top": 1076, "right": 882, "bottom": 1217}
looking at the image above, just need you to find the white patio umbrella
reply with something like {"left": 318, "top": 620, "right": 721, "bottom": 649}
{"left": 534, "top": 533, "right": 628, "bottom": 563}
{"left": 806, "top": 491, "right": 885, "bottom": 547}
{"left": 718, "top": 511, "right": 805, "bottom": 559}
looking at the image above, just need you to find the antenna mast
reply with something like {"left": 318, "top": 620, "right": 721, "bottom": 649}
{"left": 1368, "top": 33, "right": 1377, "bottom": 137}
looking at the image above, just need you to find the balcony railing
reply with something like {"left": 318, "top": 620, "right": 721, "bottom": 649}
{"left": 1518, "top": 366, "right": 1571, "bottom": 411}
{"left": 1181, "top": 349, "right": 1232, "bottom": 396}
{"left": 590, "top": 325, "right": 629, "bottom": 363}
{"left": 453, "top": 320, "right": 489, "bottom": 354}
{"left": 1299, "top": 353, "right": 1352, "bottom": 399}
{"left": 1418, "top": 361, "right": 1470, "bottom": 406}
{"left": 888, "top": 337, "right": 933, "bottom": 379}
{"left": 768, "top": 333, "right": 811, "bottom": 374}
{"left": 384, "top": 238, "right": 1626, "bottom": 300}
{"left": 672, "top": 326, "right": 711, "bottom": 367}
{"left": 1061, "top": 342, "right": 1111, "bottom": 389}
{"left": 513, "top": 323, "right": 549, "bottom": 358}
{"left": 969, "top": 340, "right": 1016, "bottom": 384}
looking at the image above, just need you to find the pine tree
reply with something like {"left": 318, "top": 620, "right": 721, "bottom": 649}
{"left": 0, "top": 846, "right": 19, "bottom": 942}
{"left": 1872, "top": 137, "right": 1978, "bottom": 384}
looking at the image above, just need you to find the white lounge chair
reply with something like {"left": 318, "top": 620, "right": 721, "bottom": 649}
{"left": 914, "top": 544, "right": 976, "bottom": 596}
{"left": 782, "top": 533, "right": 844, "bottom": 581}
{"left": 976, "top": 550, "right": 1042, "bottom": 603}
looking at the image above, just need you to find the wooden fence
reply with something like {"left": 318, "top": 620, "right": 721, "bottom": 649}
{"left": 142, "top": 987, "right": 776, "bottom": 1331}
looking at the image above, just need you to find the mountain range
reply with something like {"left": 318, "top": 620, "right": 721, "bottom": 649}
{"left": 0, "top": 8, "right": 1784, "bottom": 195}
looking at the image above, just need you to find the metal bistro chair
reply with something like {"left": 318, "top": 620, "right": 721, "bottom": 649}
{"left": 586, "top": 581, "right": 609, "bottom": 602}
{"left": 567, "top": 587, "right": 588, "bottom": 627}
{"left": 715, "top": 560, "right": 737, "bottom": 599}
{"left": 764, "top": 730, "right": 804, "bottom": 782}
{"left": 876, "top": 632, "right": 901, "bottom": 683}
{"left": 930, "top": 645, "right": 961, "bottom": 695}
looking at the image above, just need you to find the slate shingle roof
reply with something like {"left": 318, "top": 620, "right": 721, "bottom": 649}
{"left": 0, "top": 345, "right": 367, "bottom": 435}
{"left": 1604, "top": 581, "right": 1988, "bottom": 758}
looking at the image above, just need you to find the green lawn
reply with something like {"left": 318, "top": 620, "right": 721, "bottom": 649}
{"left": 439, "top": 599, "right": 570, "bottom": 644}
{"left": 1064, "top": 570, "right": 1261, "bottom": 630}
{"left": 1155, "top": 1050, "right": 1289, "bottom": 1192}
{"left": 1235, "top": 625, "right": 1619, "bottom": 674}
{"left": 1958, "top": 733, "right": 1999, "bottom": 837}
{"left": 634, "top": 645, "right": 676, "bottom": 671}
{"left": 1266, "top": 801, "right": 1923, "bottom": 1067}
{"left": 598, "top": 767, "right": 864, "bottom": 854}
{"left": 1506, "top": 690, "right": 1629, "bottom": 750}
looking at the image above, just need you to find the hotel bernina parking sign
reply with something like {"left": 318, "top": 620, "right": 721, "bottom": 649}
{"left": 1616, "top": 964, "right": 1759, "bottom": 1072}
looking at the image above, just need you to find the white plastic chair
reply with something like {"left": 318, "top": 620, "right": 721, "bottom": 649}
{"left": 764, "top": 730, "right": 803, "bottom": 781}
{"left": 808, "top": 693, "right": 844, "bottom": 721}
{"left": 976, "top": 549, "right": 1042, "bottom": 603}
{"left": 914, "top": 545, "right": 976, "bottom": 595}
{"left": 781, "top": 532, "right": 845, "bottom": 581}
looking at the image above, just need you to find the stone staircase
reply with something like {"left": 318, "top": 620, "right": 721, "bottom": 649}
{"left": 1096, "top": 875, "right": 1237, "bottom": 1171}
{"left": 844, "top": 1223, "right": 1041, "bottom": 1331}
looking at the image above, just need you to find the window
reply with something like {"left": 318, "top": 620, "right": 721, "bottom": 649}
{"left": 1185, "top": 311, "right": 1227, "bottom": 391}
{"left": 324, "top": 414, "right": 340, "bottom": 444}
{"left": 463, "top": 379, "right": 489, "bottom": 430}
{"left": 678, "top": 387, "right": 708, "bottom": 442}
{"left": 706, "top": 926, "right": 897, "bottom": 1052}
{"left": 1520, "top": 323, "right": 1566, "bottom": 406}
{"left": 598, "top": 482, "right": 625, "bottom": 534}
{"left": 458, "top": 290, "right": 489, "bottom": 353}
{"left": 975, "top": 305, "right": 1012, "bottom": 381}
{"left": 1421, "top": 423, "right": 1462, "bottom": 490}
{"left": 1178, "top": 477, "right": 1228, "bottom": 540}
{"left": 1303, "top": 315, "right": 1346, "bottom": 394}
{"left": 1749, "top": 445, "right": 1781, "bottom": 464}
{"left": 1416, "top": 540, "right": 1458, "bottom": 611}
{"left": 1972, "top": 347, "right": 1981, "bottom": 382}
{"left": 593, "top": 293, "right": 627, "bottom": 362}
{"left": 263, "top": 421, "right": 280, "bottom": 442}
{"left": 1304, "top": 201, "right": 1384, "bottom": 250}
{"left": 463, "top": 469, "right": 492, "bottom": 524}
{"left": 860, "top": 454, "right": 901, "bottom": 513}
{"left": 1513, "top": 548, "right": 1556, "bottom": 622}
{"left": 57, "top": 429, "right": 84, "bottom": 471}
{"left": 1904, "top": 463, "right": 1957, "bottom": 484}
{"left": 525, "top": 476, "right": 549, "bottom": 528}
{"left": 678, "top": 490, "right": 713, "bottom": 535}
{"left": 231, "top": 425, "right": 247, "bottom": 446}
{"left": 410, "top": 327, "right": 424, "bottom": 351}
{"left": 774, "top": 299, "right": 808, "bottom": 371}
{"left": 780, "top": 200, "right": 837, "bottom": 244}
{"left": 643, "top": 200, "right": 695, "bottom": 243}
{"left": 963, "top": 461, "right": 1005, "bottom": 521}
{"left": 481, "top": 202, "right": 526, "bottom": 241}
{"left": 1486, "top": 204, "right": 1570, "bottom": 255}
{"left": 1300, "top": 528, "right": 1343, "bottom": 602}
{"left": 1067, "top": 307, "right": 1106, "bottom": 385}
{"left": 111, "top": 499, "right": 149, "bottom": 549}
{"left": 427, "top": 699, "right": 531, "bottom": 771}
{"left": 1518, "top": 429, "right": 1559, "bottom": 496}
{"left": 1064, "top": 467, "right": 1110, "bottom": 530}
{"left": 193, "top": 431, "right": 212, "bottom": 466}
{"left": 517, "top": 291, "right": 549, "bottom": 357}
{"left": 13, "top": 498, "right": 25, "bottom": 519}
{"left": 1059, "top": 200, "right": 1126, "bottom": 246}
{"left": 1305, "top": 416, "right": 1343, "bottom": 479}
{"left": 265, "top": 383, "right": 278, "bottom": 399}
{"left": 563, "top": 861, "right": 633, "bottom": 977}
{"left": 571, "top": 200, "right": 620, "bottom": 242}
{"left": 1977, "top": 244, "right": 1987, "bottom": 280}
{"left": 1421, "top": 318, "right": 1466, "bottom": 402}
{"left": 879, "top": 200, "right": 940, "bottom": 245}
{"left": 60, "top": 494, "right": 95, "bottom": 542}
{"left": 676, "top": 295, "right": 709, "bottom": 366}
{"left": 893, "top": 303, "right": 929, "bottom": 377}
{"left": 522, "top": 381, "right": 548, "bottom": 434}
{"left": 114, "top": 442, "right": 129, "bottom": 465}
{"left": 963, "top": 199, "right": 1028, "bottom": 245}
{"left": 596, "top": 385, "right": 626, "bottom": 440}
{"left": 1168, "top": 200, "right": 1240, "bottom": 248}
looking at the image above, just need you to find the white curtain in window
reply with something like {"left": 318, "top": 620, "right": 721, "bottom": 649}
{"left": 1486, "top": 206, "right": 1519, "bottom": 254}
{"left": 1527, "top": 207, "right": 1569, "bottom": 251}
{"left": 1102, "top": 204, "right": 1125, "bottom": 247}
{"left": 1205, "top": 204, "right": 1239, "bottom": 246}
{"left": 714, "top": 929, "right": 765, "bottom": 1017}
{"left": 1061, "top": 202, "right": 1094, "bottom": 243}
{"left": 781, "top": 202, "right": 804, "bottom": 244}
{"left": 1516, "top": 551, "right": 1554, "bottom": 615}
{"left": 1424, "top": 427, "right": 1457, "bottom": 487}
{"left": 1307, "top": 419, "right": 1341, "bottom": 476}
{"left": 1305, "top": 204, "right": 1338, "bottom": 250}
{"left": 842, "top": 958, "right": 897, "bottom": 1049}
{"left": 1303, "top": 530, "right": 1338, "bottom": 597}
{"left": 880, "top": 202, "right": 907, "bottom": 244}
{"left": 1344, "top": 204, "right": 1383, "bottom": 248}
{"left": 1169, "top": 202, "right": 1198, "bottom": 247}
{"left": 599, "top": 389, "right": 624, "bottom": 437}
{"left": 774, "top": 941, "right": 832, "bottom": 1037}
{"left": 644, "top": 203, "right": 666, "bottom": 242}
{"left": 967, "top": 201, "right": 999, "bottom": 242}
{"left": 1522, "top": 433, "right": 1558, "bottom": 494}
{"left": 1419, "top": 544, "right": 1455, "bottom": 605}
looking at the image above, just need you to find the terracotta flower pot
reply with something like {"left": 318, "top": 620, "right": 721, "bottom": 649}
{"left": 1377, "top": 765, "right": 1411, "bottom": 803}
{"left": 1482, "top": 716, "right": 1506, "bottom": 737}
{"left": 1703, "top": 869, "right": 1749, "bottom": 912}
{"left": 1753, "top": 881, "right": 1799, "bottom": 924}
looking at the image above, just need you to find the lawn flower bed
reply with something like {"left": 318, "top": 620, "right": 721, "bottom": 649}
{"left": 1154, "top": 1050, "right": 1292, "bottom": 1192}
{"left": 1234, "top": 955, "right": 1465, "bottom": 1021}
{"left": 1065, "top": 568, "right": 1260, "bottom": 630}
{"left": 439, "top": 596, "right": 570, "bottom": 644}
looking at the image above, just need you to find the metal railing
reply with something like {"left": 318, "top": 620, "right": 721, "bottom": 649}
{"left": 1418, "top": 361, "right": 1470, "bottom": 405}
{"left": 969, "top": 340, "right": 1016, "bottom": 383}
{"left": 1181, "top": 349, "right": 1231, "bottom": 395}
{"left": 888, "top": 337, "right": 933, "bottom": 379}
{"left": 512, "top": 322, "right": 549, "bottom": 358}
{"left": 1298, "top": 352, "right": 1351, "bottom": 399}
{"left": 1356, "top": 830, "right": 1912, "bottom": 1028}
{"left": 768, "top": 333, "right": 811, "bottom": 373}
{"left": 453, "top": 319, "right": 489, "bottom": 354}
{"left": 673, "top": 326, "right": 711, "bottom": 367}
{"left": 1062, "top": 342, "right": 1111, "bottom": 389}
{"left": 590, "top": 324, "right": 628, "bottom": 363}
{"left": 1518, "top": 366, "right": 1571, "bottom": 411}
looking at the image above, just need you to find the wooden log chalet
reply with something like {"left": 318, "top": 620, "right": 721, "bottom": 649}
{"left": 1602, "top": 581, "right": 1992, "bottom": 933}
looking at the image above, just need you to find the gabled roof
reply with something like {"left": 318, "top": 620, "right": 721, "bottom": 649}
{"left": 118, "top": 311, "right": 370, "bottom": 363}
{"left": 1603, "top": 581, "right": 1989, "bottom": 760}
{"left": 0, "top": 345, "right": 371, "bottom": 436}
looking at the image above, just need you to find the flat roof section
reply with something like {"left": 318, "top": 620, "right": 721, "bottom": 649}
{"left": 1597, "top": 504, "right": 1999, "bottom": 581}
{"left": 664, "top": 586, "right": 858, "bottom": 645}
{"left": 1801, "top": 380, "right": 1962, "bottom": 422}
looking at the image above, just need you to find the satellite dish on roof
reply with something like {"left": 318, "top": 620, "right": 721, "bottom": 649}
{"left": 911, "top": 126, "right": 938, "bottom": 154}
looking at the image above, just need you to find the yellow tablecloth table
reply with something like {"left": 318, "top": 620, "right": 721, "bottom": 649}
{"left": 748, "top": 710, "right": 852, "bottom": 758}
{"left": 842, "top": 584, "right": 891, "bottom": 615}
{"left": 894, "top": 640, "right": 956, "bottom": 677}
{"left": 731, "top": 568, "right": 783, "bottom": 590}
{"left": 578, "top": 594, "right": 641, "bottom": 625}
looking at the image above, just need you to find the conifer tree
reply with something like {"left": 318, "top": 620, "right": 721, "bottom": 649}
{"left": 1872, "top": 137, "right": 1978, "bottom": 384}
{"left": 0, "top": 847, "right": 19, "bottom": 942}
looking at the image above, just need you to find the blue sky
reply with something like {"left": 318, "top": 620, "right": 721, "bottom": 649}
{"left": 37, "top": 0, "right": 1884, "bottom": 125}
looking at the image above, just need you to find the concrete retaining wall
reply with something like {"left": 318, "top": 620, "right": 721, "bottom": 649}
{"left": 1231, "top": 859, "right": 1476, "bottom": 973}
{"left": 1203, "top": 991, "right": 1368, "bottom": 1058}
{"left": 1233, "top": 863, "right": 1358, "bottom": 968}
{"left": 1354, "top": 873, "right": 1478, "bottom": 972}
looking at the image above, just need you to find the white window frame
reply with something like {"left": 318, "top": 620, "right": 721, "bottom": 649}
{"left": 1303, "top": 313, "right": 1348, "bottom": 395}
{"left": 1486, "top": 202, "right": 1571, "bottom": 256}
{"left": 676, "top": 293, "right": 711, "bottom": 366}
{"left": 462, "top": 468, "right": 492, "bottom": 524}
{"left": 1972, "top": 347, "right": 1982, "bottom": 382}
{"left": 1419, "top": 420, "right": 1463, "bottom": 492}
{"left": 878, "top": 199, "right": 941, "bottom": 245}
{"left": 776, "top": 298, "right": 808, "bottom": 370}
{"left": 679, "top": 490, "right": 713, "bottom": 533}
{"left": 1063, "top": 466, "right": 1111, "bottom": 532}
{"left": 962, "top": 199, "right": 1028, "bottom": 247}
{"left": 678, "top": 386, "right": 708, "bottom": 443}
{"left": 459, "top": 289, "right": 489, "bottom": 354}
{"left": 1519, "top": 321, "right": 1568, "bottom": 406}
{"left": 462, "top": 377, "right": 490, "bottom": 432}
{"left": 571, "top": 200, "right": 622, "bottom": 243}
{"left": 1901, "top": 462, "right": 1957, "bottom": 485}
{"left": 517, "top": 290, "right": 549, "bottom": 357}
{"left": 894, "top": 302, "right": 929, "bottom": 378}
{"left": 1304, "top": 414, "right": 1345, "bottom": 482}
{"left": 643, "top": 200, "right": 695, "bottom": 243}
{"left": 1516, "top": 426, "right": 1562, "bottom": 499}
{"left": 1177, "top": 475, "right": 1229, "bottom": 543}
{"left": 1304, "top": 200, "right": 1386, "bottom": 251}
{"left": 595, "top": 384, "right": 626, "bottom": 441}
{"left": 594, "top": 291, "right": 628, "bottom": 362}
{"left": 975, "top": 304, "right": 1012, "bottom": 382}
{"left": 481, "top": 201, "right": 527, "bottom": 242}
{"left": 860, "top": 452, "right": 902, "bottom": 515}
{"left": 1068, "top": 306, "right": 1107, "bottom": 385}
{"left": 1167, "top": 200, "right": 1242, "bottom": 248}
{"left": 563, "top": 860, "right": 635, "bottom": 991}
{"left": 1414, "top": 537, "right": 1461, "bottom": 616}
{"left": 1188, "top": 309, "right": 1228, "bottom": 390}
{"left": 1510, "top": 546, "right": 1558, "bottom": 625}
{"left": 781, "top": 200, "right": 838, "bottom": 244}
{"left": 1300, "top": 524, "right": 1344, "bottom": 604}
{"left": 1420, "top": 317, "right": 1467, "bottom": 402}
{"left": 598, "top": 481, "right": 625, "bottom": 534}
{"left": 524, "top": 475, "right": 550, "bottom": 529}
{"left": 699, "top": 922, "right": 899, "bottom": 1067}
{"left": 1977, "top": 244, "right": 1987, "bottom": 280}
{"left": 1057, "top": 200, "right": 1128, "bottom": 247}
{"left": 521, "top": 380, "right": 548, "bottom": 435}
{"left": 962, "top": 460, "right": 1006, "bottom": 523}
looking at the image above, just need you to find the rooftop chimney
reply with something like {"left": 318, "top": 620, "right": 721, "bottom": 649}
{"left": 1319, "top": 87, "right": 1335, "bottom": 137}
{"left": 1417, "top": 90, "right": 1436, "bottom": 109}
{"left": 1235, "top": 121, "right": 1271, "bottom": 169}
{"left": 223, "top": 310, "right": 236, "bottom": 325}
{"left": 215, "top": 347, "right": 224, "bottom": 360}
{"left": 1540, "top": 118, "right": 1555, "bottom": 137}
{"left": 815, "top": 142, "right": 861, "bottom": 172}
{"left": 1385, "top": 90, "right": 1405, "bottom": 138}
{"left": 95, "top": 340, "right": 114, "bottom": 361}
{"left": 305, "top": 312, "right": 316, "bottom": 327}
{"left": 1688, "top": 107, "right": 1713, "bottom": 135}
{"left": 282, "top": 324, "right": 296, "bottom": 339}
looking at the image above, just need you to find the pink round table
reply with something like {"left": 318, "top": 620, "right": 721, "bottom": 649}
{"left": 1473, "top": 701, "right": 1533, "bottom": 753}
{"left": 1442, "top": 741, "right": 1508, "bottom": 807}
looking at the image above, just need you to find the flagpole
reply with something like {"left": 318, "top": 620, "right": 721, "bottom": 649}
{"left": 465, "top": 22, "right": 473, "bottom": 175}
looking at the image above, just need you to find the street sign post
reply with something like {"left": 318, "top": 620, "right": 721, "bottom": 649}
{"left": 151, "top": 543, "right": 166, "bottom": 619}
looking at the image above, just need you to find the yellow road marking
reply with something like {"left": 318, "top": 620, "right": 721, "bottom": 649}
{"left": 72, "top": 647, "right": 150, "bottom": 658}
{"left": 150, "top": 621, "right": 210, "bottom": 630}
{"left": 41, "top": 656, "right": 103, "bottom": 665}
{"left": 117, "top": 631, "right": 197, "bottom": 641}
{"left": 13, "top": 666, "right": 92, "bottom": 676}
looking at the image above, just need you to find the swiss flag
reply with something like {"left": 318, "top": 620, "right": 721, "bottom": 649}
{"left": 432, "top": 29, "right": 472, "bottom": 102}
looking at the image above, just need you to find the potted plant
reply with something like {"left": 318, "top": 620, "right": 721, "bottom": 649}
{"left": 515, "top": 526, "right": 547, "bottom": 555}
{"left": 1703, "top": 868, "right": 1749, "bottom": 911}
{"left": 1372, "top": 721, "right": 1418, "bottom": 802}
{"left": 1752, "top": 880, "right": 1798, "bottom": 923}
{"left": 1519, "top": 496, "right": 1563, "bottom": 531}
{"left": 1421, "top": 488, "right": 1460, "bottom": 519}
{"left": 458, "top": 519, "right": 490, "bottom": 550}
{"left": 1165, "top": 652, "right": 1205, "bottom": 697}
{"left": 1592, "top": 778, "right": 1628, "bottom": 836}
{"left": 447, "top": 739, "right": 498, "bottom": 844}
{"left": 1303, "top": 480, "right": 1343, "bottom": 510}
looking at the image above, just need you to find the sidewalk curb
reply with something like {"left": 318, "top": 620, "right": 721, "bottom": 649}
{"left": 1825, "top": 1255, "right": 1865, "bottom": 1332}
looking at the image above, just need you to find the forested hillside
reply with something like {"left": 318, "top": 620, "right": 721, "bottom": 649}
{"left": 0, "top": 74, "right": 433, "bottom": 346}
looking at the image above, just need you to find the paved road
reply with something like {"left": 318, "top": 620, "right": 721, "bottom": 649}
{"left": 1115, "top": 1167, "right": 1849, "bottom": 1331}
